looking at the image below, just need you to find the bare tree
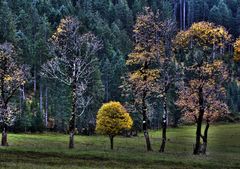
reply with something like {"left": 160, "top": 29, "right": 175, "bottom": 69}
{"left": 0, "top": 42, "right": 28, "bottom": 146}
{"left": 41, "top": 17, "right": 102, "bottom": 149}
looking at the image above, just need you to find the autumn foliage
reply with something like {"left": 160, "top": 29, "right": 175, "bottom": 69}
{"left": 0, "top": 42, "right": 28, "bottom": 146}
{"left": 174, "top": 21, "right": 231, "bottom": 155}
{"left": 96, "top": 101, "right": 133, "bottom": 149}
{"left": 174, "top": 22, "right": 231, "bottom": 53}
{"left": 125, "top": 8, "right": 162, "bottom": 151}
{"left": 234, "top": 38, "right": 240, "bottom": 62}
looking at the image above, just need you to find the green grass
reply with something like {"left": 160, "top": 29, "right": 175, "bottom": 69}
{"left": 0, "top": 124, "right": 240, "bottom": 169}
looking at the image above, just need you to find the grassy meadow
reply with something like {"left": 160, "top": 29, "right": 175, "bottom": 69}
{"left": 0, "top": 124, "right": 239, "bottom": 169}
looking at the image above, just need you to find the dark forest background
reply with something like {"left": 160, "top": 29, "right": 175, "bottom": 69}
{"left": 1, "top": 0, "right": 239, "bottom": 133}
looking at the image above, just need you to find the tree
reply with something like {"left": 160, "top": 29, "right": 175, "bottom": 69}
{"left": 192, "top": 0, "right": 209, "bottom": 22}
{"left": 159, "top": 0, "right": 172, "bottom": 20}
{"left": 96, "top": 101, "right": 133, "bottom": 150}
{"left": 101, "top": 58, "right": 112, "bottom": 102}
{"left": 156, "top": 19, "right": 178, "bottom": 153}
{"left": 174, "top": 22, "right": 231, "bottom": 155}
{"left": 126, "top": 8, "right": 160, "bottom": 151}
{"left": 233, "top": 37, "right": 240, "bottom": 87}
{"left": 176, "top": 61, "right": 229, "bottom": 154}
{"left": 114, "top": 0, "right": 133, "bottom": 32}
{"left": 0, "top": 0, "right": 16, "bottom": 43}
{"left": 236, "top": 8, "right": 240, "bottom": 36}
{"left": 126, "top": 7, "right": 178, "bottom": 152}
{"left": 111, "top": 52, "right": 127, "bottom": 101}
{"left": 132, "top": 0, "right": 142, "bottom": 16}
{"left": 42, "top": 17, "right": 102, "bottom": 148}
{"left": 217, "top": 0, "right": 232, "bottom": 28}
{"left": 0, "top": 42, "right": 28, "bottom": 146}
{"left": 209, "top": 5, "right": 221, "bottom": 24}
{"left": 234, "top": 38, "right": 240, "bottom": 62}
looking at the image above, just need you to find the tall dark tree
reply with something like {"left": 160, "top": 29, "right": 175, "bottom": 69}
{"left": 0, "top": 0, "right": 16, "bottom": 43}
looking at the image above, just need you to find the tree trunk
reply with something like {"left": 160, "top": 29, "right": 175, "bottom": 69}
{"left": 194, "top": 87, "right": 204, "bottom": 155}
{"left": 1, "top": 124, "right": 8, "bottom": 146}
{"left": 34, "top": 67, "right": 37, "bottom": 96}
{"left": 69, "top": 80, "right": 77, "bottom": 149}
{"left": 45, "top": 87, "right": 48, "bottom": 128}
{"left": 180, "top": 0, "right": 183, "bottom": 30}
{"left": 39, "top": 80, "right": 43, "bottom": 115}
{"left": 183, "top": 0, "right": 186, "bottom": 30}
{"left": 160, "top": 95, "right": 167, "bottom": 152}
{"left": 190, "top": 0, "right": 194, "bottom": 24}
{"left": 19, "top": 85, "right": 23, "bottom": 114}
{"left": 173, "top": 0, "right": 178, "bottom": 21}
{"left": 109, "top": 135, "right": 114, "bottom": 150}
{"left": 187, "top": 0, "right": 191, "bottom": 27}
{"left": 142, "top": 91, "right": 152, "bottom": 151}
{"left": 202, "top": 122, "right": 209, "bottom": 154}
{"left": 69, "top": 131, "right": 74, "bottom": 149}
{"left": 105, "top": 76, "right": 109, "bottom": 102}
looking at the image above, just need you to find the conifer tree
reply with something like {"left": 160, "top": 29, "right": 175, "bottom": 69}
{"left": 0, "top": 0, "right": 16, "bottom": 43}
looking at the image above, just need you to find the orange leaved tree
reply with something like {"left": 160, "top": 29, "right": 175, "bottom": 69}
{"left": 174, "top": 22, "right": 231, "bottom": 155}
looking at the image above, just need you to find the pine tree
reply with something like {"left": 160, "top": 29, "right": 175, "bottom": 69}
{"left": 101, "top": 58, "right": 112, "bottom": 102}
{"left": 115, "top": 0, "right": 133, "bottom": 32}
{"left": 218, "top": 0, "right": 232, "bottom": 28}
{"left": 236, "top": 8, "right": 240, "bottom": 35}
{"left": 132, "top": 0, "right": 142, "bottom": 16}
{"left": 209, "top": 5, "right": 221, "bottom": 24}
{"left": 0, "top": 0, "right": 16, "bottom": 43}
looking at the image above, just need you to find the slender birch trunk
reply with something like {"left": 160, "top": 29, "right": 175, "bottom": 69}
{"left": 180, "top": 0, "right": 183, "bottom": 30}
{"left": 45, "top": 87, "right": 48, "bottom": 128}
{"left": 159, "top": 94, "right": 168, "bottom": 152}
{"left": 34, "top": 66, "right": 37, "bottom": 96}
{"left": 174, "top": 0, "right": 178, "bottom": 21}
{"left": 183, "top": 0, "right": 186, "bottom": 30}
{"left": 142, "top": 90, "right": 152, "bottom": 151}
{"left": 39, "top": 79, "right": 43, "bottom": 114}
{"left": 69, "top": 64, "right": 77, "bottom": 149}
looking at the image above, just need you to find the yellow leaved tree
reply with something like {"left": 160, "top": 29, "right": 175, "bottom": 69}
{"left": 96, "top": 101, "right": 133, "bottom": 150}
{"left": 234, "top": 38, "right": 240, "bottom": 62}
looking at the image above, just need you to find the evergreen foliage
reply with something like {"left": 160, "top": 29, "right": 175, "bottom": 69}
{"left": 0, "top": 0, "right": 239, "bottom": 136}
